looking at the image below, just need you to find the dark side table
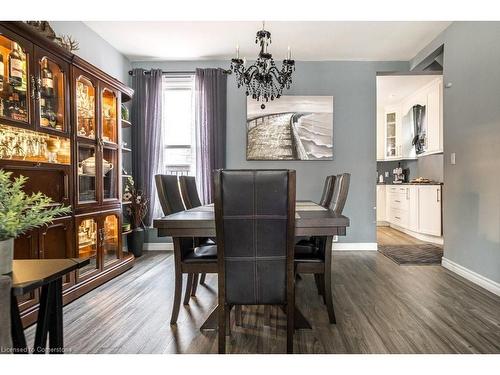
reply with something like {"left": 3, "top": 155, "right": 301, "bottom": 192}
{"left": 10, "top": 258, "right": 89, "bottom": 354}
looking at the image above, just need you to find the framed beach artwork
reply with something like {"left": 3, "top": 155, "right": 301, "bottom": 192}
{"left": 246, "top": 95, "right": 334, "bottom": 160}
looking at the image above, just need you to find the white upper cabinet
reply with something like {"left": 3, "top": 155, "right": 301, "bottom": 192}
{"left": 377, "top": 76, "right": 443, "bottom": 161}
{"left": 422, "top": 78, "right": 443, "bottom": 155}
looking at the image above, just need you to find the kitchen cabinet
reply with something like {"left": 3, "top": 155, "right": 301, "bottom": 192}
{"left": 377, "top": 76, "right": 443, "bottom": 161}
{"left": 407, "top": 186, "right": 419, "bottom": 232}
{"left": 423, "top": 78, "right": 443, "bottom": 155}
{"left": 376, "top": 185, "right": 387, "bottom": 223}
{"left": 378, "top": 184, "right": 442, "bottom": 240}
{"left": 418, "top": 185, "right": 442, "bottom": 236}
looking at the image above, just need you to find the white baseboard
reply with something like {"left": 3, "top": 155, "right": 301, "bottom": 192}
{"left": 442, "top": 257, "right": 500, "bottom": 297}
{"left": 390, "top": 223, "right": 444, "bottom": 245}
{"left": 143, "top": 242, "right": 173, "bottom": 251}
{"left": 332, "top": 242, "right": 378, "bottom": 251}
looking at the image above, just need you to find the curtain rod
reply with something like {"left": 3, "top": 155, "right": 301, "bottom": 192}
{"left": 128, "top": 69, "right": 231, "bottom": 76}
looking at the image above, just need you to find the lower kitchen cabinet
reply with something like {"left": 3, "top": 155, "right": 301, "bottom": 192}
{"left": 418, "top": 185, "right": 442, "bottom": 236}
{"left": 378, "top": 184, "right": 442, "bottom": 240}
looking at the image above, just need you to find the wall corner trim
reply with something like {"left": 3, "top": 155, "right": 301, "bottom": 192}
{"left": 332, "top": 243, "right": 378, "bottom": 251}
{"left": 442, "top": 257, "right": 500, "bottom": 297}
{"left": 143, "top": 242, "right": 174, "bottom": 251}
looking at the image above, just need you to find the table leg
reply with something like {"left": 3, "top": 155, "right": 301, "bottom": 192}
{"left": 34, "top": 282, "right": 54, "bottom": 354}
{"left": 48, "top": 278, "right": 64, "bottom": 353}
{"left": 10, "top": 294, "right": 28, "bottom": 354}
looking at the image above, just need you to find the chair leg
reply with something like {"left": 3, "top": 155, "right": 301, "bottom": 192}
{"left": 183, "top": 274, "right": 194, "bottom": 305}
{"left": 191, "top": 274, "right": 199, "bottom": 296}
{"left": 199, "top": 273, "right": 206, "bottom": 285}
{"left": 286, "top": 303, "right": 294, "bottom": 354}
{"left": 218, "top": 304, "right": 227, "bottom": 354}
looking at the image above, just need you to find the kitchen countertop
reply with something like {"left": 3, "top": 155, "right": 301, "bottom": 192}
{"left": 377, "top": 182, "right": 443, "bottom": 186}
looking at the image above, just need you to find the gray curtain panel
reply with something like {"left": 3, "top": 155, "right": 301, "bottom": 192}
{"left": 195, "top": 68, "right": 227, "bottom": 204}
{"left": 131, "top": 68, "right": 163, "bottom": 226}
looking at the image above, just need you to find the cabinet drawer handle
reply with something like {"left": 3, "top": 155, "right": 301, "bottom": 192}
{"left": 395, "top": 216, "right": 401, "bottom": 220}
{"left": 437, "top": 188, "right": 440, "bottom": 202}
{"left": 395, "top": 200, "right": 401, "bottom": 203}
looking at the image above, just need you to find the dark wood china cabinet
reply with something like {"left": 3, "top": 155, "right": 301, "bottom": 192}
{"left": 0, "top": 22, "right": 134, "bottom": 327}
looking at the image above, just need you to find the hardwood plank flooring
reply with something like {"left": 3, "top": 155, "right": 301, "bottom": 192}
{"left": 24, "top": 251, "right": 500, "bottom": 354}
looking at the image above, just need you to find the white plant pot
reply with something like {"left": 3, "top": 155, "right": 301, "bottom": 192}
{"left": 0, "top": 238, "right": 14, "bottom": 275}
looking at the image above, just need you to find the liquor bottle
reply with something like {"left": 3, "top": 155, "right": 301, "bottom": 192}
{"left": 45, "top": 100, "right": 57, "bottom": 127}
{"left": 40, "top": 97, "right": 49, "bottom": 126}
{"left": 9, "top": 42, "right": 23, "bottom": 88}
{"left": 0, "top": 53, "right": 4, "bottom": 92}
{"left": 41, "top": 59, "right": 54, "bottom": 97}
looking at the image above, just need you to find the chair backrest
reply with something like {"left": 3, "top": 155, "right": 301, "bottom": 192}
{"left": 319, "top": 175, "right": 336, "bottom": 208}
{"left": 330, "top": 173, "right": 351, "bottom": 215}
{"left": 179, "top": 176, "right": 203, "bottom": 209}
{"left": 154, "top": 175, "right": 185, "bottom": 215}
{"left": 0, "top": 276, "right": 12, "bottom": 351}
{"left": 214, "top": 169, "right": 296, "bottom": 305}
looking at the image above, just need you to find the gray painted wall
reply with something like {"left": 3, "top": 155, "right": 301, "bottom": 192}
{"left": 50, "top": 22, "right": 131, "bottom": 83}
{"left": 412, "top": 22, "right": 500, "bottom": 283}
{"left": 132, "top": 59, "right": 409, "bottom": 243}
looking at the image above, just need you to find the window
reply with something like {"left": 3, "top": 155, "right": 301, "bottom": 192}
{"left": 161, "top": 74, "right": 196, "bottom": 176}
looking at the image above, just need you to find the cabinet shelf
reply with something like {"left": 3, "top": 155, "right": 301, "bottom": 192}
{"left": 121, "top": 147, "right": 132, "bottom": 153}
{"left": 121, "top": 119, "right": 132, "bottom": 128}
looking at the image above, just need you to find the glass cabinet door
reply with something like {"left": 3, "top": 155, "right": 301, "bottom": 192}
{"left": 0, "top": 30, "right": 32, "bottom": 126}
{"left": 102, "top": 214, "right": 120, "bottom": 267}
{"left": 386, "top": 112, "right": 396, "bottom": 158}
{"left": 101, "top": 88, "right": 118, "bottom": 144}
{"left": 102, "top": 147, "right": 118, "bottom": 201}
{"left": 37, "top": 55, "right": 66, "bottom": 133}
{"left": 75, "top": 75, "right": 96, "bottom": 140}
{"left": 77, "top": 217, "right": 99, "bottom": 279}
{"left": 77, "top": 144, "right": 98, "bottom": 204}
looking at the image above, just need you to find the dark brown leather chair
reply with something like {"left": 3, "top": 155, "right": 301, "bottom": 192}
{"left": 179, "top": 175, "right": 215, "bottom": 291}
{"left": 214, "top": 169, "right": 296, "bottom": 354}
{"left": 294, "top": 173, "right": 350, "bottom": 324}
{"left": 319, "top": 175, "right": 336, "bottom": 208}
{"left": 155, "top": 174, "right": 217, "bottom": 325}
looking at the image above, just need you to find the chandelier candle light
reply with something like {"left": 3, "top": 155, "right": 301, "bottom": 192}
{"left": 231, "top": 22, "right": 295, "bottom": 109}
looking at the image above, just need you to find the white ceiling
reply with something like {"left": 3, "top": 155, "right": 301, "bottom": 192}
{"left": 377, "top": 75, "right": 440, "bottom": 109}
{"left": 84, "top": 21, "right": 451, "bottom": 62}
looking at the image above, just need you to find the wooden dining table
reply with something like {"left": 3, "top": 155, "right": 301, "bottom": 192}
{"left": 153, "top": 200, "right": 350, "bottom": 329}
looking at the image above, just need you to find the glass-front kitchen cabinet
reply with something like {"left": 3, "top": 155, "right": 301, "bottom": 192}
{"left": 74, "top": 67, "right": 121, "bottom": 210}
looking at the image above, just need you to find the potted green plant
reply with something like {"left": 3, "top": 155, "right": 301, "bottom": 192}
{"left": 124, "top": 177, "right": 148, "bottom": 257}
{"left": 0, "top": 170, "right": 71, "bottom": 274}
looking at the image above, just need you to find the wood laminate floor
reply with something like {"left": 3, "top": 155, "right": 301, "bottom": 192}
{"left": 25, "top": 251, "right": 500, "bottom": 354}
{"left": 377, "top": 226, "right": 428, "bottom": 246}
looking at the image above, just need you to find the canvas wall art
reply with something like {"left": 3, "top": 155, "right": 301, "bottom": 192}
{"left": 246, "top": 95, "right": 334, "bottom": 160}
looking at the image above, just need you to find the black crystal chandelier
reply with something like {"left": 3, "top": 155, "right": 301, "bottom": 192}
{"left": 230, "top": 22, "right": 295, "bottom": 109}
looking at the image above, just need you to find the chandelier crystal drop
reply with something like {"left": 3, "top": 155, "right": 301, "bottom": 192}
{"left": 230, "top": 22, "right": 295, "bottom": 109}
